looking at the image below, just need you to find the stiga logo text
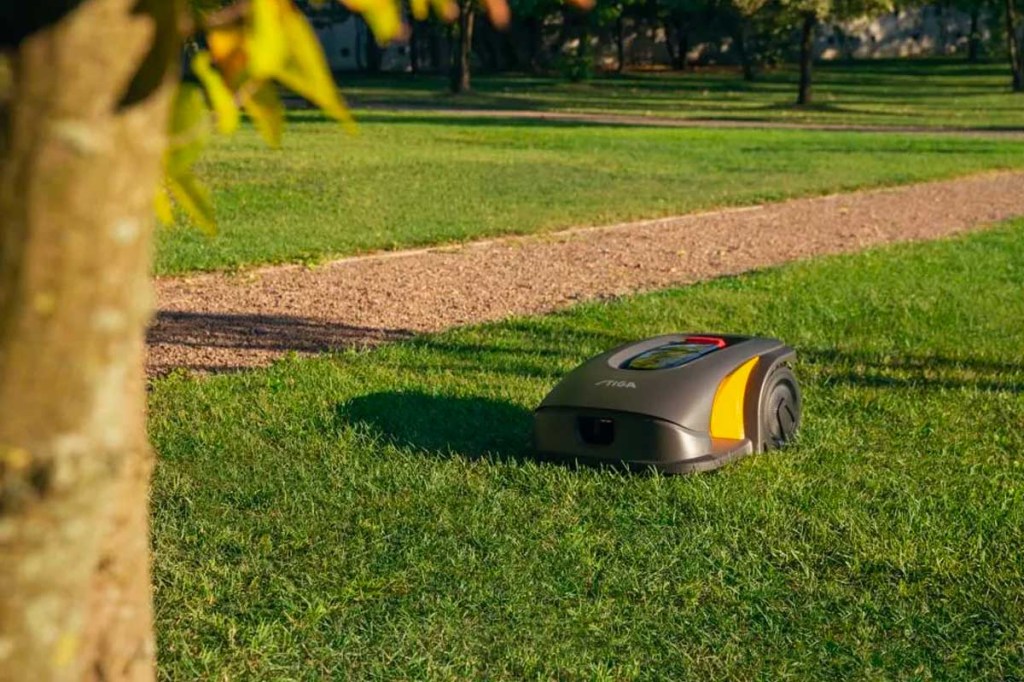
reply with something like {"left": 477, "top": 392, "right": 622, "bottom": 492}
{"left": 595, "top": 379, "right": 637, "bottom": 389}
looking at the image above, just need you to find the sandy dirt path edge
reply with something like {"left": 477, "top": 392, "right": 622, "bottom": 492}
{"left": 149, "top": 170, "right": 1024, "bottom": 376}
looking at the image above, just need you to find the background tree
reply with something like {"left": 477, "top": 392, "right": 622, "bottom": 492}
{"left": 782, "top": 0, "right": 893, "bottom": 104}
{"left": 659, "top": 0, "right": 712, "bottom": 69}
{"left": 1005, "top": 0, "right": 1023, "bottom": 89}
{"left": 715, "top": 0, "right": 776, "bottom": 80}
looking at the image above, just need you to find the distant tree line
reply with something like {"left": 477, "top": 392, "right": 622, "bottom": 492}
{"left": 312, "top": 0, "right": 1024, "bottom": 103}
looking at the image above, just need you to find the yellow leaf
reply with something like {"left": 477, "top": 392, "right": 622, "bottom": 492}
{"left": 339, "top": 0, "right": 403, "bottom": 44}
{"left": 482, "top": 0, "right": 510, "bottom": 29}
{"left": 168, "top": 172, "right": 217, "bottom": 235}
{"left": 434, "top": 0, "right": 459, "bottom": 21}
{"left": 154, "top": 184, "right": 174, "bottom": 225}
{"left": 242, "top": 81, "right": 285, "bottom": 147}
{"left": 409, "top": 0, "right": 429, "bottom": 21}
{"left": 275, "top": 3, "right": 354, "bottom": 128}
{"left": 191, "top": 52, "right": 239, "bottom": 134}
{"left": 207, "top": 26, "right": 248, "bottom": 84}
{"left": 248, "top": 0, "right": 288, "bottom": 79}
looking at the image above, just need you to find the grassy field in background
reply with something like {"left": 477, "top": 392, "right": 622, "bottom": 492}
{"left": 151, "top": 219, "right": 1024, "bottom": 679}
{"left": 159, "top": 111, "right": 1024, "bottom": 274}
{"left": 342, "top": 60, "right": 1024, "bottom": 129}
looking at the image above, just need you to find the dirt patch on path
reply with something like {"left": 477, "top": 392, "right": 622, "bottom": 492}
{"left": 150, "top": 171, "right": 1024, "bottom": 375}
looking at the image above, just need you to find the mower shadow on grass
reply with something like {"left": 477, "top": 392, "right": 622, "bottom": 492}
{"left": 336, "top": 391, "right": 534, "bottom": 464}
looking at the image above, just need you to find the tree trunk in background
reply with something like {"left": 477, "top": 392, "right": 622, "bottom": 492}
{"left": 797, "top": 13, "right": 816, "bottom": 105}
{"left": 526, "top": 16, "right": 544, "bottom": 72}
{"left": 573, "top": 21, "right": 591, "bottom": 81}
{"left": 365, "top": 30, "right": 382, "bottom": 74}
{"left": 1006, "top": 0, "right": 1023, "bottom": 91}
{"left": 616, "top": 16, "right": 626, "bottom": 72}
{"left": 663, "top": 19, "right": 680, "bottom": 69}
{"left": 450, "top": 3, "right": 475, "bottom": 92}
{"left": 677, "top": 19, "right": 689, "bottom": 70}
{"left": 410, "top": 21, "right": 420, "bottom": 74}
{"left": 429, "top": 22, "right": 445, "bottom": 73}
{"left": 968, "top": 4, "right": 981, "bottom": 61}
{"left": 736, "top": 21, "right": 755, "bottom": 81}
{"left": 0, "top": 0, "right": 173, "bottom": 679}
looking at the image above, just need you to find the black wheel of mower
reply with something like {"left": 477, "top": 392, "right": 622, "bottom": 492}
{"left": 761, "top": 366, "right": 801, "bottom": 450}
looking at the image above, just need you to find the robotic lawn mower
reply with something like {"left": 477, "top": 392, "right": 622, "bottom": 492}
{"left": 533, "top": 334, "right": 801, "bottom": 474}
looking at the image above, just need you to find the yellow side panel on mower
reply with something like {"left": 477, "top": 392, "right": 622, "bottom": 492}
{"left": 710, "top": 357, "right": 759, "bottom": 440}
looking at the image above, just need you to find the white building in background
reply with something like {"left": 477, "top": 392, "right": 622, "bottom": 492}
{"left": 310, "top": 13, "right": 412, "bottom": 72}
{"left": 817, "top": 6, "right": 993, "bottom": 59}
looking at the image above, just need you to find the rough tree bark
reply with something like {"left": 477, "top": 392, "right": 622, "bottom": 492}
{"left": 797, "top": 12, "right": 816, "bottom": 105}
{"left": 450, "top": 1, "right": 475, "bottom": 93}
{"left": 0, "top": 0, "right": 173, "bottom": 679}
{"left": 1006, "top": 0, "right": 1023, "bottom": 91}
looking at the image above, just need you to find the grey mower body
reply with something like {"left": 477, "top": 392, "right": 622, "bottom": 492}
{"left": 533, "top": 334, "right": 800, "bottom": 473}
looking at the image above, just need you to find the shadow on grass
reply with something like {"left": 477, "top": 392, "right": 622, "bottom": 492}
{"left": 803, "top": 348, "right": 1024, "bottom": 394}
{"left": 150, "top": 310, "right": 413, "bottom": 353}
{"left": 336, "top": 391, "right": 533, "bottom": 463}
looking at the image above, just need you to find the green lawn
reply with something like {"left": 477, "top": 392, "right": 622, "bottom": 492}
{"left": 159, "top": 111, "right": 1024, "bottom": 274}
{"left": 151, "top": 219, "right": 1024, "bottom": 679}
{"left": 342, "top": 60, "right": 1024, "bottom": 130}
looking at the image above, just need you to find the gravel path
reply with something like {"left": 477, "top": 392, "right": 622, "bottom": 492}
{"left": 150, "top": 171, "right": 1024, "bottom": 375}
{"left": 362, "top": 106, "right": 1024, "bottom": 139}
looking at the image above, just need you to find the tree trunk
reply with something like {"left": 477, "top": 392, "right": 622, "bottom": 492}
{"left": 797, "top": 12, "right": 816, "bottom": 105}
{"left": 365, "top": 29, "right": 382, "bottom": 74}
{"left": 0, "top": 0, "right": 173, "bottom": 679}
{"left": 429, "top": 21, "right": 444, "bottom": 73}
{"left": 736, "top": 21, "right": 755, "bottom": 81}
{"left": 1006, "top": 0, "right": 1023, "bottom": 91}
{"left": 410, "top": 21, "right": 420, "bottom": 74}
{"left": 573, "top": 20, "right": 591, "bottom": 80}
{"left": 526, "top": 16, "right": 544, "bottom": 73}
{"left": 679, "top": 22, "right": 690, "bottom": 70}
{"left": 968, "top": 5, "right": 981, "bottom": 62}
{"left": 616, "top": 16, "right": 626, "bottom": 73}
{"left": 450, "top": 3, "right": 474, "bottom": 93}
{"left": 663, "top": 19, "right": 680, "bottom": 69}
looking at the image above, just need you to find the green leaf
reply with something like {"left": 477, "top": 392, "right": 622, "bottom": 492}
{"left": 117, "top": 0, "right": 180, "bottom": 108}
{"left": 191, "top": 51, "right": 239, "bottom": 134}
{"left": 168, "top": 172, "right": 216, "bottom": 235}
{"left": 242, "top": 81, "right": 285, "bottom": 147}
{"left": 167, "top": 83, "right": 210, "bottom": 175}
{"left": 165, "top": 83, "right": 216, "bottom": 233}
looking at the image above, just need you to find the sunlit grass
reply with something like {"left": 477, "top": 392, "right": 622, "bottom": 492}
{"left": 158, "top": 110, "right": 1024, "bottom": 274}
{"left": 343, "top": 59, "right": 1024, "bottom": 129}
{"left": 152, "top": 219, "right": 1024, "bottom": 679}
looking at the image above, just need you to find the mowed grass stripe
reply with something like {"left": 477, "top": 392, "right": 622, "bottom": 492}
{"left": 343, "top": 60, "right": 1024, "bottom": 130}
{"left": 151, "top": 219, "right": 1024, "bottom": 680}
{"left": 158, "top": 114, "right": 1024, "bottom": 275}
